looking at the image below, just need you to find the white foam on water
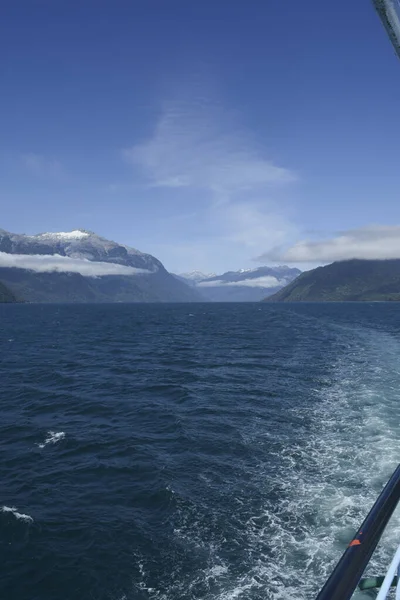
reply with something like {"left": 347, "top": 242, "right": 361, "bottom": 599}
{"left": 220, "top": 325, "right": 400, "bottom": 600}
{"left": 37, "top": 431, "right": 65, "bottom": 449}
{"left": 135, "top": 560, "right": 158, "bottom": 596}
{"left": 132, "top": 321, "right": 400, "bottom": 600}
{"left": 208, "top": 565, "right": 229, "bottom": 577}
{"left": 1, "top": 505, "right": 33, "bottom": 523}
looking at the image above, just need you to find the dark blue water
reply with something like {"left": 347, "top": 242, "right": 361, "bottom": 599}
{"left": 2, "top": 303, "right": 400, "bottom": 600}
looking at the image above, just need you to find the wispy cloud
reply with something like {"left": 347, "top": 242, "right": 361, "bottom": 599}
{"left": 198, "top": 275, "right": 281, "bottom": 288}
{"left": 146, "top": 200, "right": 299, "bottom": 274}
{"left": 257, "top": 225, "right": 400, "bottom": 263}
{"left": 123, "top": 97, "right": 298, "bottom": 272}
{"left": 123, "top": 100, "right": 295, "bottom": 198}
{"left": 0, "top": 252, "right": 152, "bottom": 277}
{"left": 22, "top": 153, "right": 64, "bottom": 179}
{"left": 217, "top": 201, "right": 297, "bottom": 249}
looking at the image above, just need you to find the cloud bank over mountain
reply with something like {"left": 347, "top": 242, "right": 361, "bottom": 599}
{"left": 0, "top": 252, "right": 151, "bottom": 277}
{"left": 257, "top": 226, "right": 400, "bottom": 263}
{"left": 197, "top": 275, "right": 281, "bottom": 288}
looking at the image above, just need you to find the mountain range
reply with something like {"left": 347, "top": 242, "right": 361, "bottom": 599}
{"left": 0, "top": 229, "right": 202, "bottom": 303}
{"left": 176, "top": 271, "right": 217, "bottom": 285}
{"left": 265, "top": 259, "right": 400, "bottom": 302}
{"left": 176, "top": 266, "right": 301, "bottom": 302}
{"left": 2, "top": 229, "right": 400, "bottom": 304}
{"left": 0, "top": 229, "right": 303, "bottom": 303}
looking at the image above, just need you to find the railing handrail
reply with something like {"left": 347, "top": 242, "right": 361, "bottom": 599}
{"left": 372, "top": 0, "right": 400, "bottom": 60}
{"left": 316, "top": 464, "right": 400, "bottom": 600}
{"left": 376, "top": 544, "right": 400, "bottom": 599}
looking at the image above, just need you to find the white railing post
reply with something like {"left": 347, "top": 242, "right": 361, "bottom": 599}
{"left": 376, "top": 545, "right": 400, "bottom": 599}
{"left": 395, "top": 557, "right": 400, "bottom": 599}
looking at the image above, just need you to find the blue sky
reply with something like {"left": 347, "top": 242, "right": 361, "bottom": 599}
{"left": 1, "top": 0, "right": 400, "bottom": 273}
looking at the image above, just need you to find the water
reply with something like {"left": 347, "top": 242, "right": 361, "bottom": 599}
{"left": 1, "top": 303, "right": 400, "bottom": 600}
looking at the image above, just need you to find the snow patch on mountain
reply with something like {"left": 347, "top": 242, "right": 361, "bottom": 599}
{"left": 178, "top": 271, "right": 217, "bottom": 281}
{"left": 32, "top": 230, "right": 91, "bottom": 241}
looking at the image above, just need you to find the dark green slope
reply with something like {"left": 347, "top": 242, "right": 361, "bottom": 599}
{"left": 0, "top": 281, "right": 18, "bottom": 302}
{"left": 0, "top": 267, "right": 202, "bottom": 303}
{"left": 264, "top": 259, "right": 400, "bottom": 302}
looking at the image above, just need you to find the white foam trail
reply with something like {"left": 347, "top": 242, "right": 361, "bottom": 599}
{"left": 1, "top": 505, "right": 33, "bottom": 523}
{"left": 38, "top": 431, "right": 65, "bottom": 448}
{"left": 130, "top": 319, "right": 400, "bottom": 600}
{"left": 230, "top": 325, "right": 400, "bottom": 600}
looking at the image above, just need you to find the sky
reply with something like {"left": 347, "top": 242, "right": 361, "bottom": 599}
{"left": 1, "top": 0, "right": 400, "bottom": 274}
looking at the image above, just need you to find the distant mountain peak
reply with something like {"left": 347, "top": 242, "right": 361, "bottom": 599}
{"left": 177, "top": 265, "right": 301, "bottom": 302}
{"left": 178, "top": 271, "right": 217, "bottom": 281}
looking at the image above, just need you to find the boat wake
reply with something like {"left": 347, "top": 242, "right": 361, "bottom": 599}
{"left": 132, "top": 319, "right": 400, "bottom": 600}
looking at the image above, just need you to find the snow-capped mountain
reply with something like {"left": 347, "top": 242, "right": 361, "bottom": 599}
{"left": 0, "top": 229, "right": 202, "bottom": 303}
{"left": 177, "top": 265, "right": 301, "bottom": 302}
{"left": 178, "top": 271, "right": 217, "bottom": 281}
{"left": 174, "top": 271, "right": 217, "bottom": 288}
{"left": 0, "top": 228, "right": 157, "bottom": 270}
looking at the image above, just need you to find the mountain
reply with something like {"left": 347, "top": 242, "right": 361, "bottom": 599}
{"left": 0, "top": 229, "right": 202, "bottom": 303}
{"left": 178, "top": 271, "right": 217, "bottom": 281}
{"left": 177, "top": 266, "right": 301, "bottom": 302}
{"left": 174, "top": 271, "right": 217, "bottom": 288}
{"left": 265, "top": 259, "right": 400, "bottom": 302}
{"left": 0, "top": 281, "right": 17, "bottom": 303}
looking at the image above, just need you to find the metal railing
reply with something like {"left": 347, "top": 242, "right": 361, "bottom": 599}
{"left": 316, "top": 464, "right": 400, "bottom": 600}
{"left": 375, "top": 544, "right": 400, "bottom": 599}
{"left": 372, "top": 0, "right": 400, "bottom": 60}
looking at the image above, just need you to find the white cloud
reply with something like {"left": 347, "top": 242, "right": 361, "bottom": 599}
{"left": 22, "top": 153, "right": 64, "bottom": 179}
{"left": 122, "top": 96, "right": 299, "bottom": 272}
{"left": 124, "top": 100, "right": 295, "bottom": 197}
{"left": 0, "top": 252, "right": 152, "bottom": 277}
{"left": 198, "top": 275, "right": 281, "bottom": 288}
{"left": 257, "top": 225, "right": 400, "bottom": 263}
{"left": 163, "top": 201, "right": 298, "bottom": 273}
{"left": 217, "top": 201, "right": 297, "bottom": 249}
